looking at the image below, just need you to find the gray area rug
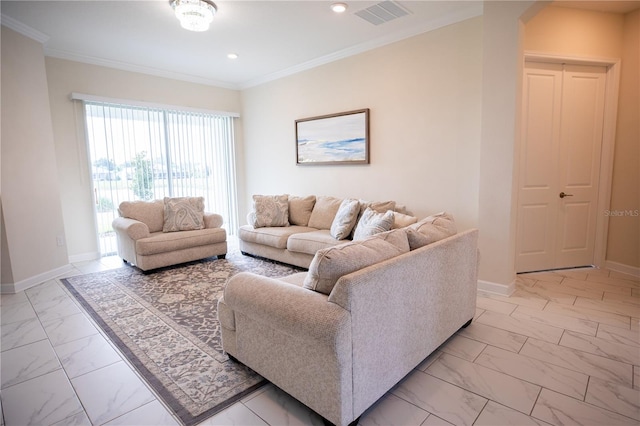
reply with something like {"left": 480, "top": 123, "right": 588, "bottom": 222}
{"left": 61, "top": 250, "right": 304, "bottom": 426}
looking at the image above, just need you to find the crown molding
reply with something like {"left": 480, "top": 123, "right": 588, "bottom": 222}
{"left": 44, "top": 48, "right": 240, "bottom": 90}
{"left": 1, "top": 14, "right": 50, "bottom": 43}
{"left": 238, "top": 3, "right": 483, "bottom": 90}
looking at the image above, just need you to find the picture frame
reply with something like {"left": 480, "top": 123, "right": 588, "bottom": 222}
{"left": 295, "top": 108, "right": 370, "bottom": 165}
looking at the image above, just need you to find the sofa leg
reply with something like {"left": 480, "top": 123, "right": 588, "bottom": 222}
{"left": 218, "top": 254, "right": 226, "bottom": 260}
{"left": 461, "top": 318, "right": 472, "bottom": 328}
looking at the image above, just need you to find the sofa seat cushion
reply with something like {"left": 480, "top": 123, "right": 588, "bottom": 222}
{"left": 238, "top": 225, "right": 316, "bottom": 249}
{"left": 136, "top": 227, "right": 226, "bottom": 256}
{"left": 287, "top": 230, "right": 344, "bottom": 255}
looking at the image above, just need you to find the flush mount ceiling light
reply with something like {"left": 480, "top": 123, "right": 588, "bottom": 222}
{"left": 330, "top": 3, "right": 348, "bottom": 13}
{"left": 171, "top": 0, "right": 217, "bottom": 32}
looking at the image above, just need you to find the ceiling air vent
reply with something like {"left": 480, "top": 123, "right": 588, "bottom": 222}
{"left": 354, "top": 1, "right": 412, "bottom": 26}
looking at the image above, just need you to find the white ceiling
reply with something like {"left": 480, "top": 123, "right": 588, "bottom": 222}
{"left": 1, "top": 1, "right": 638, "bottom": 90}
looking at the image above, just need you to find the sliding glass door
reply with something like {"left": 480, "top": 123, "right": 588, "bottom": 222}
{"left": 83, "top": 101, "right": 238, "bottom": 256}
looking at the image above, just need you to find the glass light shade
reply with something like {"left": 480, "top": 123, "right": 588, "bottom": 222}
{"left": 331, "top": 3, "right": 348, "bottom": 13}
{"left": 172, "top": 0, "right": 216, "bottom": 32}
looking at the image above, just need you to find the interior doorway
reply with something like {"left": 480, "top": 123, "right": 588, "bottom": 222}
{"left": 515, "top": 59, "right": 611, "bottom": 273}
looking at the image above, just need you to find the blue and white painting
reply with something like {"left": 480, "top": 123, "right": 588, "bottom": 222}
{"left": 296, "top": 110, "right": 369, "bottom": 164}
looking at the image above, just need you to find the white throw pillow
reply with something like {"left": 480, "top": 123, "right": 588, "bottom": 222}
{"left": 330, "top": 199, "right": 361, "bottom": 240}
{"left": 352, "top": 208, "right": 394, "bottom": 240}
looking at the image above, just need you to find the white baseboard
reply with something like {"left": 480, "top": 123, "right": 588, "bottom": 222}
{"left": 68, "top": 251, "right": 100, "bottom": 264}
{"left": 1, "top": 264, "right": 76, "bottom": 294}
{"left": 477, "top": 279, "right": 515, "bottom": 296}
{"left": 604, "top": 260, "right": 640, "bottom": 279}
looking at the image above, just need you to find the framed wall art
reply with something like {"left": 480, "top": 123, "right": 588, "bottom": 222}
{"left": 295, "top": 108, "right": 369, "bottom": 165}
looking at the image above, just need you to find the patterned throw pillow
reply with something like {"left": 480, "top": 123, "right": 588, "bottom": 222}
{"left": 330, "top": 199, "right": 361, "bottom": 240}
{"left": 352, "top": 207, "right": 394, "bottom": 240}
{"left": 162, "top": 197, "right": 205, "bottom": 232}
{"left": 251, "top": 194, "right": 289, "bottom": 228}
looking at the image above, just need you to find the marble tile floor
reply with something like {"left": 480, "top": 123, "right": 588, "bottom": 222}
{"left": 1, "top": 258, "right": 639, "bottom": 426}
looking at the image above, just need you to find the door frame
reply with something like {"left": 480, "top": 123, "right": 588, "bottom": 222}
{"left": 517, "top": 51, "right": 621, "bottom": 270}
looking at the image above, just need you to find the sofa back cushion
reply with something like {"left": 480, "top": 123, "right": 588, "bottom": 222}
{"left": 303, "top": 229, "right": 409, "bottom": 295}
{"left": 307, "top": 196, "right": 343, "bottom": 230}
{"left": 407, "top": 212, "right": 457, "bottom": 249}
{"left": 288, "top": 195, "right": 316, "bottom": 226}
{"left": 250, "top": 194, "right": 290, "bottom": 228}
{"left": 118, "top": 200, "right": 165, "bottom": 233}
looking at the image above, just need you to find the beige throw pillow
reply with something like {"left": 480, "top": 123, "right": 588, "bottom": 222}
{"left": 392, "top": 211, "right": 418, "bottom": 229}
{"left": 352, "top": 208, "right": 394, "bottom": 240}
{"left": 163, "top": 197, "right": 205, "bottom": 232}
{"left": 330, "top": 199, "right": 360, "bottom": 240}
{"left": 307, "top": 196, "right": 343, "bottom": 230}
{"left": 250, "top": 194, "right": 289, "bottom": 228}
{"left": 303, "top": 230, "right": 409, "bottom": 295}
{"left": 288, "top": 195, "right": 316, "bottom": 226}
{"left": 407, "top": 212, "right": 457, "bottom": 249}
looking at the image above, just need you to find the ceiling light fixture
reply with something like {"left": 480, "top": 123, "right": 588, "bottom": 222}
{"left": 330, "top": 3, "right": 348, "bottom": 13}
{"left": 172, "top": 0, "right": 217, "bottom": 32}
{"left": 227, "top": 53, "right": 238, "bottom": 59}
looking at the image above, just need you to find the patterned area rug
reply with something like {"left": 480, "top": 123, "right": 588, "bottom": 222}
{"left": 61, "top": 250, "right": 304, "bottom": 426}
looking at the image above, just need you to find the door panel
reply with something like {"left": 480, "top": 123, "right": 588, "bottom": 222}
{"left": 515, "top": 62, "right": 562, "bottom": 272}
{"left": 516, "top": 62, "right": 606, "bottom": 273}
{"left": 555, "top": 65, "right": 606, "bottom": 268}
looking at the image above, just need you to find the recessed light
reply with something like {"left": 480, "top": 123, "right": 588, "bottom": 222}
{"left": 227, "top": 53, "right": 239, "bottom": 59}
{"left": 330, "top": 3, "right": 348, "bottom": 13}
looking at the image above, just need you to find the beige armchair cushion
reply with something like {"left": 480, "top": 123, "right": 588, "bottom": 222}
{"left": 118, "top": 199, "right": 165, "bottom": 232}
{"left": 303, "top": 229, "right": 409, "bottom": 295}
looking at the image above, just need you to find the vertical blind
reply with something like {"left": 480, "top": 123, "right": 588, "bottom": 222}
{"left": 82, "top": 99, "right": 238, "bottom": 256}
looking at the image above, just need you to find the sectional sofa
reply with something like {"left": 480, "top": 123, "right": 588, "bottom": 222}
{"left": 238, "top": 194, "right": 442, "bottom": 268}
{"left": 220, "top": 194, "right": 478, "bottom": 425}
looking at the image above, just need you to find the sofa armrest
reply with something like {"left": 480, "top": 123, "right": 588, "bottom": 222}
{"left": 224, "top": 272, "right": 350, "bottom": 345}
{"left": 112, "top": 217, "right": 150, "bottom": 240}
{"left": 204, "top": 212, "right": 223, "bottom": 229}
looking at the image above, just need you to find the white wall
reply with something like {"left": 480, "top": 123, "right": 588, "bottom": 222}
{"left": 477, "top": 1, "right": 539, "bottom": 292}
{"left": 608, "top": 10, "right": 640, "bottom": 270}
{"left": 240, "top": 17, "right": 483, "bottom": 231}
{"left": 1, "top": 27, "right": 69, "bottom": 289}
{"left": 44, "top": 58, "right": 242, "bottom": 260}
